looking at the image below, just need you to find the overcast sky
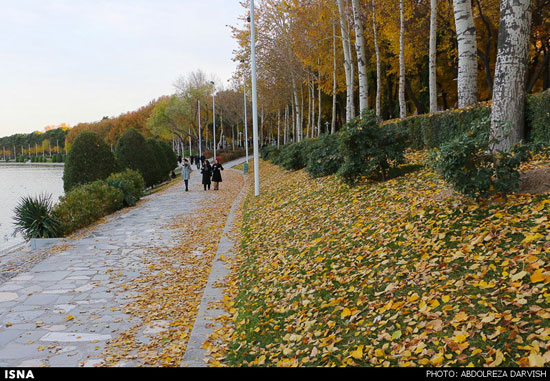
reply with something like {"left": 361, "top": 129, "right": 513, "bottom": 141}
{"left": 0, "top": 0, "right": 245, "bottom": 137}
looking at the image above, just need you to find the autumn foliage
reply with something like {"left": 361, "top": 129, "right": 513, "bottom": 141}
{"left": 208, "top": 153, "right": 550, "bottom": 367}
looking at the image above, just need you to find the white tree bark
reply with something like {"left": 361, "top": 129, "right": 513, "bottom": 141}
{"left": 318, "top": 74, "right": 322, "bottom": 136}
{"left": 292, "top": 80, "right": 301, "bottom": 142}
{"left": 351, "top": 0, "right": 369, "bottom": 114}
{"left": 331, "top": 21, "right": 338, "bottom": 133}
{"left": 372, "top": 0, "right": 381, "bottom": 117}
{"left": 337, "top": 0, "right": 355, "bottom": 123}
{"left": 429, "top": 0, "right": 438, "bottom": 113}
{"left": 453, "top": 0, "right": 478, "bottom": 108}
{"left": 399, "top": 0, "right": 407, "bottom": 118}
{"left": 490, "top": 0, "right": 533, "bottom": 151}
{"left": 277, "top": 109, "right": 281, "bottom": 148}
{"left": 283, "top": 104, "right": 288, "bottom": 145}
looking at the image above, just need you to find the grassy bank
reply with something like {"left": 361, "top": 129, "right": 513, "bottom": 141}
{"left": 214, "top": 151, "right": 550, "bottom": 367}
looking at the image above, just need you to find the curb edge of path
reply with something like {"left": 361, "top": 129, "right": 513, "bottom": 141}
{"left": 180, "top": 163, "right": 248, "bottom": 367}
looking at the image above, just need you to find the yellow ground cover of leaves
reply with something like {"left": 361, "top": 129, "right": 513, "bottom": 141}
{"left": 100, "top": 171, "right": 243, "bottom": 367}
{"left": 208, "top": 152, "right": 550, "bottom": 367}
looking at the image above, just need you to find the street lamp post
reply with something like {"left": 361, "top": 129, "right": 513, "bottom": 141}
{"left": 250, "top": 0, "right": 260, "bottom": 196}
{"left": 244, "top": 89, "right": 249, "bottom": 162}
{"left": 198, "top": 99, "right": 202, "bottom": 158}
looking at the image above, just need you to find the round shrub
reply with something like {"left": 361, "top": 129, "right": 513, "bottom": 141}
{"left": 63, "top": 131, "right": 118, "bottom": 192}
{"left": 338, "top": 111, "right": 408, "bottom": 185}
{"left": 305, "top": 134, "right": 343, "bottom": 178}
{"left": 105, "top": 169, "right": 145, "bottom": 207}
{"left": 429, "top": 117, "right": 533, "bottom": 198}
{"left": 115, "top": 128, "right": 157, "bottom": 188}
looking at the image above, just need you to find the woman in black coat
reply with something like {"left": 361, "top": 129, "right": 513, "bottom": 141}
{"left": 211, "top": 160, "right": 224, "bottom": 190}
{"left": 201, "top": 160, "right": 212, "bottom": 190}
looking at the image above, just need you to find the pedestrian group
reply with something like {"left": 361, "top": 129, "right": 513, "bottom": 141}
{"left": 180, "top": 154, "right": 224, "bottom": 192}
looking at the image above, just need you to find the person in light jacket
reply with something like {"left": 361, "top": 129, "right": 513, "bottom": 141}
{"left": 181, "top": 159, "right": 192, "bottom": 192}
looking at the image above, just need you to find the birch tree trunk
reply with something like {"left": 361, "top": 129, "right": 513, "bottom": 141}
{"left": 399, "top": 0, "right": 407, "bottom": 118}
{"left": 490, "top": 0, "right": 532, "bottom": 151}
{"left": 300, "top": 85, "right": 304, "bottom": 141}
{"left": 332, "top": 21, "right": 338, "bottom": 133}
{"left": 429, "top": 0, "right": 438, "bottom": 113}
{"left": 453, "top": 0, "right": 478, "bottom": 108}
{"left": 292, "top": 80, "right": 301, "bottom": 142}
{"left": 351, "top": 0, "right": 369, "bottom": 114}
{"left": 337, "top": 0, "right": 355, "bottom": 123}
{"left": 318, "top": 75, "right": 322, "bottom": 136}
{"left": 277, "top": 109, "right": 281, "bottom": 148}
{"left": 372, "top": 0, "right": 381, "bottom": 117}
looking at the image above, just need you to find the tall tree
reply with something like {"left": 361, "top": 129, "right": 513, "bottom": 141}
{"left": 399, "top": 0, "right": 407, "bottom": 118}
{"left": 453, "top": 0, "right": 478, "bottom": 107}
{"left": 429, "top": 0, "right": 438, "bottom": 112}
{"left": 490, "top": 0, "right": 533, "bottom": 151}
{"left": 351, "top": 0, "right": 369, "bottom": 114}
{"left": 336, "top": 0, "right": 355, "bottom": 123}
{"left": 372, "top": 0, "right": 382, "bottom": 117}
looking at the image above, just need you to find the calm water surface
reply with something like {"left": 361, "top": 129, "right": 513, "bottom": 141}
{"left": 0, "top": 163, "right": 64, "bottom": 251}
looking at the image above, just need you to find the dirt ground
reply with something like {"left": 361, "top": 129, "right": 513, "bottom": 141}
{"left": 520, "top": 167, "right": 550, "bottom": 194}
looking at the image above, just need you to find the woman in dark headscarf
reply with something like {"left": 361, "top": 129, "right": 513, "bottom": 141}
{"left": 201, "top": 160, "right": 213, "bottom": 191}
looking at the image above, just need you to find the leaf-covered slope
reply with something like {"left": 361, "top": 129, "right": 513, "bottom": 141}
{"left": 223, "top": 153, "right": 550, "bottom": 367}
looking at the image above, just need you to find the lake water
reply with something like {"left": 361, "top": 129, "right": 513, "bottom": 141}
{"left": 0, "top": 163, "right": 64, "bottom": 252}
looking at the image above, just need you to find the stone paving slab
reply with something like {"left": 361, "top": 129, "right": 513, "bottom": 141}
{"left": 0, "top": 157, "right": 247, "bottom": 367}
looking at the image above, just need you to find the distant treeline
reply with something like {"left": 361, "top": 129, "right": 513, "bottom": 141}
{"left": 65, "top": 98, "right": 164, "bottom": 148}
{"left": 0, "top": 127, "right": 70, "bottom": 157}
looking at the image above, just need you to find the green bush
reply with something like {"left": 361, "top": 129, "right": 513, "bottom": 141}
{"left": 54, "top": 180, "right": 124, "bottom": 235}
{"left": 526, "top": 89, "right": 550, "bottom": 145}
{"left": 338, "top": 111, "right": 408, "bottom": 185}
{"left": 115, "top": 128, "right": 158, "bottom": 188}
{"left": 158, "top": 140, "right": 178, "bottom": 172}
{"left": 429, "top": 117, "right": 533, "bottom": 198}
{"left": 385, "top": 90, "right": 550, "bottom": 150}
{"left": 63, "top": 131, "right": 119, "bottom": 192}
{"left": 384, "top": 104, "right": 491, "bottom": 150}
{"left": 105, "top": 169, "right": 145, "bottom": 207}
{"left": 261, "top": 145, "right": 280, "bottom": 162}
{"left": 146, "top": 138, "right": 167, "bottom": 184}
{"left": 278, "top": 139, "right": 315, "bottom": 171}
{"left": 305, "top": 134, "right": 343, "bottom": 178}
{"left": 13, "top": 193, "right": 62, "bottom": 240}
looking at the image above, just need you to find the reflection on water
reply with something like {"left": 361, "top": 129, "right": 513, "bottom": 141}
{"left": 0, "top": 163, "right": 64, "bottom": 251}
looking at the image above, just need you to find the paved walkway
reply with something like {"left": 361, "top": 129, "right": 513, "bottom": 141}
{"left": 0, "top": 158, "right": 247, "bottom": 367}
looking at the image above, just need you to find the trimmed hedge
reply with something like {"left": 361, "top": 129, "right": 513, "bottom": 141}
{"left": 383, "top": 104, "right": 491, "bottom": 150}
{"left": 526, "top": 89, "right": 550, "bottom": 144}
{"left": 385, "top": 90, "right": 550, "bottom": 149}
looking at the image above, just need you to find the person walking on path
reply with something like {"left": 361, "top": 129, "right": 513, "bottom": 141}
{"left": 211, "top": 159, "right": 224, "bottom": 190}
{"left": 196, "top": 155, "right": 202, "bottom": 170}
{"left": 201, "top": 160, "right": 212, "bottom": 191}
{"left": 181, "top": 159, "right": 192, "bottom": 192}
